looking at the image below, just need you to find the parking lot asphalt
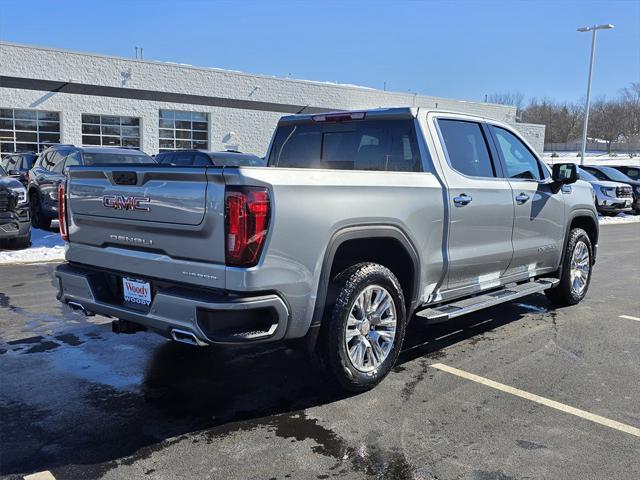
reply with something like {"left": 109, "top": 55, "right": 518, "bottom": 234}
{"left": 1, "top": 224, "right": 639, "bottom": 480}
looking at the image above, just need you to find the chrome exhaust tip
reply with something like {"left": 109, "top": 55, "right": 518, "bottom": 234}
{"left": 170, "top": 329, "right": 208, "bottom": 347}
{"left": 67, "top": 301, "right": 95, "bottom": 317}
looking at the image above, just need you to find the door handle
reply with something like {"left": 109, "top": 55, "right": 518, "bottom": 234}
{"left": 453, "top": 193, "right": 473, "bottom": 207}
{"left": 515, "top": 193, "right": 530, "bottom": 204}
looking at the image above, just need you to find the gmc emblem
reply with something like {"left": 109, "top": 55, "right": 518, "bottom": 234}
{"left": 102, "top": 195, "right": 151, "bottom": 211}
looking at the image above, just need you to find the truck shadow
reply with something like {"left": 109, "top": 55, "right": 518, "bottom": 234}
{"left": 2, "top": 294, "right": 557, "bottom": 477}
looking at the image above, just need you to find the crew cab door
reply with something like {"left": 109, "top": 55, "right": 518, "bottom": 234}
{"left": 431, "top": 116, "right": 514, "bottom": 293}
{"left": 488, "top": 125, "right": 564, "bottom": 277}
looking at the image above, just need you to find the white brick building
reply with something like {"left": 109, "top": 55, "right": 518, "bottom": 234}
{"left": 0, "top": 42, "right": 545, "bottom": 156}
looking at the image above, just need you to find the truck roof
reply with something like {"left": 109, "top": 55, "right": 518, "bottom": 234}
{"left": 279, "top": 107, "right": 418, "bottom": 125}
{"left": 278, "top": 106, "right": 488, "bottom": 125}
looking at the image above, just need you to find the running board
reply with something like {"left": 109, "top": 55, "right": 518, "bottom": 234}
{"left": 415, "top": 278, "right": 559, "bottom": 324}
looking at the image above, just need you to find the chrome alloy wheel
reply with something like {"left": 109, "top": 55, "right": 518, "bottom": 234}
{"left": 570, "top": 240, "right": 590, "bottom": 295}
{"left": 345, "top": 285, "right": 397, "bottom": 373}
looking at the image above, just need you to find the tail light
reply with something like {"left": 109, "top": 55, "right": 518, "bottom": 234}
{"left": 225, "top": 186, "right": 270, "bottom": 267}
{"left": 58, "top": 181, "right": 68, "bottom": 241}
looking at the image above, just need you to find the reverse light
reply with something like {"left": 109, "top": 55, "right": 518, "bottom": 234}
{"left": 225, "top": 186, "right": 270, "bottom": 267}
{"left": 58, "top": 181, "right": 69, "bottom": 241}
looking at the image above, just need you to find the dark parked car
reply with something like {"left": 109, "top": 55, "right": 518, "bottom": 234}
{"left": 583, "top": 165, "right": 640, "bottom": 214}
{"left": 0, "top": 165, "right": 31, "bottom": 249}
{"left": 611, "top": 165, "right": 640, "bottom": 181}
{"left": 28, "top": 145, "right": 155, "bottom": 229}
{"left": 0, "top": 152, "right": 38, "bottom": 187}
{"left": 154, "top": 149, "right": 264, "bottom": 167}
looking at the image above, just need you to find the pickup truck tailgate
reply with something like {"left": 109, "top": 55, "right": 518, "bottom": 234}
{"left": 65, "top": 167, "right": 227, "bottom": 288}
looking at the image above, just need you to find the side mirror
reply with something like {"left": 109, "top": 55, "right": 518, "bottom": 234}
{"left": 552, "top": 163, "right": 578, "bottom": 184}
{"left": 8, "top": 169, "right": 20, "bottom": 176}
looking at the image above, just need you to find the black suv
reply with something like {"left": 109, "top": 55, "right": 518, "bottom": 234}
{"left": 154, "top": 149, "right": 264, "bottom": 167}
{"left": 28, "top": 145, "right": 155, "bottom": 229}
{"left": 0, "top": 152, "right": 38, "bottom": 187}
{"left": 0, "top": 165, "right": 31, "bottom": 249}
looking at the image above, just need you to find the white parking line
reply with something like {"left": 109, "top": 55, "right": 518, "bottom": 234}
{"left": 431, "top": 363, "right": 640, "bottom": 438}
{"left": 619, "top": 315, "right": 640, "bottom": 322}
{"left": 24, "top": 471, "right": 56, "bottom": 480}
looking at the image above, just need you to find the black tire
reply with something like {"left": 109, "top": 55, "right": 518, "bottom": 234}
{"left": 30, "top": 191, "right": 51, "bottom": 230}
{"left": 314, "top": 262, "right": 407, "bottom": 392}
{"left": 545, "top": 228, "right": 593, "bottom": 306}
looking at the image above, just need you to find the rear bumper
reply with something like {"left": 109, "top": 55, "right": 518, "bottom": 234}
{"left": 54, "top": 263, "right": 290, "bottom": 345}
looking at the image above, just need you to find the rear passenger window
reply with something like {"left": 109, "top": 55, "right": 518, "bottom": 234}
{"left": 268, "top": 119, "right": 422, "bottom": 172}
{"left": 438, "top": 119, "right": 495, "bottom": 178}
{"left": 171, "top": 152, "right": 194, "bottom": 166}
{"left": 492, "top": 127, "right": 543, "bottom": 181}
{"left": 193, "top": 153, "right": 211, "bottom": 166}
{"left": 155, "top": 153, "right": 173, "bottom": 165}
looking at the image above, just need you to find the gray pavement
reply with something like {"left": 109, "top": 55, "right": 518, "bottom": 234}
{"left": 0, "top": 223, "right": 639, "bottom": 480}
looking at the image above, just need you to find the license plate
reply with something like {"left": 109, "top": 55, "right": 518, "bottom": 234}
{"left": 122, "top": 277, "right": 152, "bottom": 307}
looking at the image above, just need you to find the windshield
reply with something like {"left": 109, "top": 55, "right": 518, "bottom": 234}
{"left": 577, "top": 167, "right": 598, "bottom": 182}
{"left": 83, "top": 151, "right": 155, "bottom": 166}
{"left": 600, "top": 166, "right": 633, "bottom": 183}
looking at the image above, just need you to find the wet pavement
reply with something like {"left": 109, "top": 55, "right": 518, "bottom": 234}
{"left": 1, "top": 224, "right": 639, "bottom": 479}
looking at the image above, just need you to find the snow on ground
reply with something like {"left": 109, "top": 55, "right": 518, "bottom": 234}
{"left": 0, "top": 221, "right": 66, "bottom": 265}
{"left": 542, "top": 152, "right": 640, "bottom": 167}
{"left": 598, "top": 213, "right": 640, "bottom": 225}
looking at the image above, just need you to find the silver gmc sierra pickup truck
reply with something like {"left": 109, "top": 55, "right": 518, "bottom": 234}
{"left": 55, "top": 108, "right": 598, "bottom": 391}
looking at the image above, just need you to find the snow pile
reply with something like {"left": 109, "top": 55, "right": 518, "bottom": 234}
{"left": 542, "top": 153, "right": 640, "bottom": 167}
{"left": 599, "top": 213, "right": 640, "bottom": 225}
{"left": 0, "top": 223, "right": 66, "bottom": 264}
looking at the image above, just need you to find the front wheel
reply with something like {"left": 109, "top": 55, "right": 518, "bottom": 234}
{"left": 314, "top": 262, "right": 407, "bottom": 392}
{"left": 30, "top": 191, "right": 51, "bottom": 230}
{"left": 546, "top": 228, "right": 593, "bottom": 306}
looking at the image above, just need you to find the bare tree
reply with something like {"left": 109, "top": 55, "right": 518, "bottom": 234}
{"left": 620, "top": 82, "right": 640, "bottom": 139}
{"left": 588, "top": 98, "right": 626, "bottom": 153}
{"left": 522, "top": 99, "right": 583, "bottom": 145}
{"left": 487, "top": 92, "right": 526, "bottom": 120}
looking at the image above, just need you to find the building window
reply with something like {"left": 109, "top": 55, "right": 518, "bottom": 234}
{"left": 158, "top": 110, "right": 208, "bottom": 151}
{"left": 0, "top": 108, "right": 60, "bottom": 155}
{"left": 81, "top": 114, "right": 141, "bottom": 149}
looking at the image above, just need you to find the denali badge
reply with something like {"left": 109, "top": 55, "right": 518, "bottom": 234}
{"left": 109, "top": 234, "right": 153, "bottom": 246}
{"left": 102, "top": 195, "right": 150, "bottom": 211}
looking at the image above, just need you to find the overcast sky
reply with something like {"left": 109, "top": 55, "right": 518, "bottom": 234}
{"left": 1, "top": 0, "right": 638, "bottom": 104}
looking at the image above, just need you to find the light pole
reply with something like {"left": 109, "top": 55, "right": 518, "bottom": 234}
{"left": 577, "top": 24, "right": 614, "bottom": 165}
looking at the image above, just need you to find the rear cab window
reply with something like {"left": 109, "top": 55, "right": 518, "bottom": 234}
{"left": 268, "top": 119, "right": 422, "bottom": 172}
{"left": 437, "top": 119, "right": 497, "bottom": 178}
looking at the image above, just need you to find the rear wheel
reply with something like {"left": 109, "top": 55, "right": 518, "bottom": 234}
{"left": 314, "top": 262, "right": 407, "bottom": 392}
{"left": 30, "top": 191, "right": 51, "bottom": 230}
{"left": 546, "top": 228, "right": 593, "bottom": 306}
